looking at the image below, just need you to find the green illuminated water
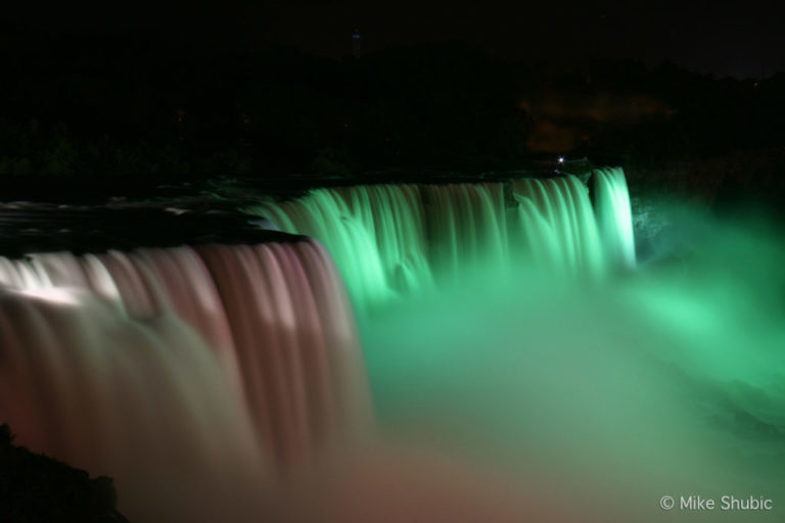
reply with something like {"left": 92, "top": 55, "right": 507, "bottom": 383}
{"left": 249, "top": 168, "right": 634, "bottom": 309}
{"left": 361, "top": 208, "right": 785, "bottom": 520}
{"left": 254, "top": 184, "right": 429, "bottom": 309}
{"left": 251, "top": 170, "right": 785, "bottom": 519}
{"left": 593, "top": 167, "right": 636, "bottom": 269}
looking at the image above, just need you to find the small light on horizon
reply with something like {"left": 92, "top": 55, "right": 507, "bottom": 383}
{"left": 558, "top": 156, "right": 565, "bottom": 164}
{"left": 352, "top": 28, "right": 363, "bottom": 58}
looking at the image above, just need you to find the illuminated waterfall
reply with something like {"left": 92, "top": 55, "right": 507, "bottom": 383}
{"left": 250, "top": 168, "right": 636, "bottom": 306}
{"left": 0, "top": 167, "right": 644, "bottom": 521}
{"left": 257, "top": 186, "right": 432, "bottom": 310}
{"left": 592, "top": 167, "right": 636, "bottom": 269}
{"left": 511, "top": 176, "right": 605, "bottom": 276}
{"left": 424, "top": 183, "right": 509, "bottom": 284}
{"left": 0, "top": 240, "right": 371, "bottom": 521}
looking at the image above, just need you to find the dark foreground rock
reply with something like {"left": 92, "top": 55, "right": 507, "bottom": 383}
{"left": 0, "top": 424, "right": 129, "bottom": 523}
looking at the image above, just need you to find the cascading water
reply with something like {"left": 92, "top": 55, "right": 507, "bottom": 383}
{"left": 424, "top": 182, "right": 510, "bottom": 285}
{"left": 8, "top": 167, "right": 782, "bottom": 521}
{"left": 0, "top": 240, "right": 371, "bottom": 521}
{"left": 254, "top": 185, "right": 433, "bottom": 309}
{"left": 592, "top": 167, "right": 636, "bottom": 269}
{"left": 249, "top": 168, "right": 636, "bottom": 308}
{"left": 511, "top": 176, "right": 605, "bottom": 276}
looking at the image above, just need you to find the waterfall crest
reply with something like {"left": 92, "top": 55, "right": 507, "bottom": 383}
{"left": 250, "top": 169, "right": 636, "bottom": 307}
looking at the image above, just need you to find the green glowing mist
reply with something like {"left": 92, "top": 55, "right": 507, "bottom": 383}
{"left": 248, "top": 169, "right": 785, "bottom": 519}
{"left": 360, "top": 206, "right": 785, "bottom": 520}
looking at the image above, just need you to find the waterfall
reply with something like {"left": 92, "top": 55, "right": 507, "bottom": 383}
{"left": 0, "top": 240, "right": 371, "bottom": 521}
{"left": 424, "top": 183, "right": 510, "bottom": 285}
{"left": 3, "top": 167, "right": 784, "bottom": 522}
{"left": 511, "top": 176, "right": 605, "bottom": 276}
{"left": 249, "top": 169, "right": 636, "bottom": 307}
{"left": 592, "top": 167, "right": 636, "bottom": 269}
{"left": 255, "top": 185, "right": 433, "bottom": 309}
{"left": 0, "top": 167, "right": 643, "bottom": 521}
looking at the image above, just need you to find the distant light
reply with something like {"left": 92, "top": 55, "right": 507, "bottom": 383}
{"left": 558, "top": 156, "right": 565, "bottom": 164}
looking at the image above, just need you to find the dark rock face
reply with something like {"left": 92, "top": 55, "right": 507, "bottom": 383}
{"left": 0, "top": 424, "right": 128, "bottom": 523}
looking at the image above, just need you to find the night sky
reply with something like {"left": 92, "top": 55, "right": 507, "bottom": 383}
{"left": 4, "top": 0, "right": 785, "bottom": 78}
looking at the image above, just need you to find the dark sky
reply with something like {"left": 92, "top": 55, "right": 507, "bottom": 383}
{"left": 4, "top": 0, "right": 784, "bottom": 78}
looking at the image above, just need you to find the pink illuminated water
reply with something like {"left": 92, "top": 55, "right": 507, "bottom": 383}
{"left": 0, "top": 241, "right": 371, "bottom": 521}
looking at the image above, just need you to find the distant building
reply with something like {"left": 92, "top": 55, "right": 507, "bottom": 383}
{"left": 352, "top": 29, "right": 363, "bottom": 58}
